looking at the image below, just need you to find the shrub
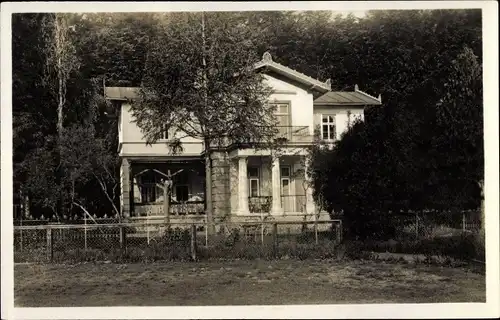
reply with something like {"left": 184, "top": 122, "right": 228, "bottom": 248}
{"left": 349, "top": 231, "right": 485, "bottom": 262}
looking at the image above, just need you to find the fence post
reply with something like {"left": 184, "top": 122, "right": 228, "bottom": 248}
{"left": 205, "top": 217, "right": 208, "bottom": 247}
{"left": 272, "top": 223, "right": 278, "bottom": 257}
{"left": 415, "top": 212, "right": 419, "bottom": 240}
{"left": 314, "top": 213, "right": 318, "bottom": 245}
{"left": 335, "top": 223, "right": 342, "bottom": 243}
{"left": 261, "top": 214, "right": 264, "bottom": 245}
{"left": 84, "top": 215, "right": 88, "bottom": 250}
{"left": 119, "top": 226, "right": 127, "bottom": 253}
{"left": 190, "top": 224, "right": 197, "bottom": 261}
{"left": 462, "top": 213, "right": 466, "bottom": 232}
{"left": 46, "top": 228, "right": 53, "bottom": 262}
{"left": 20, "top": 217, "right": 23, "bottom": 252}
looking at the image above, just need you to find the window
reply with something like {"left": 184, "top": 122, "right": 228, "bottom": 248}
{"left": 175, "top": 185, "right": 189, "bottom": 202}
{"left": 280, "top": 166, "right": 291, "bottom": 178}
{"left": 140, "top": 171, "right": 158, "bottom": 204}
{"left": 280, "top": 165, "right": 291, "bottom": 197}
{"left": 321, "top": 115, "right": 336, "bottom": 141}
{"left": 248, "top": 167, "right": 260, "bottom": 197}
{"left": 173, "top": 171, "right": 189, "bottom": 202}
{"left": 248, "top": 167, "right": 259, "bottom": 178}
{"left": 249, "top": 180, "right": 260, "bottom": 197}
{"left": 160, "top": 124, "right": 169, "bottom": 140}
{"left": 270, "top": 102, "right": 291, "bottom": 137}
{"left": 174, "top": 171, "right": 189, "bottom": 184}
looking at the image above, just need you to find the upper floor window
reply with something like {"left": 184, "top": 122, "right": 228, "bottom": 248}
{"left": 322, "top": 115, "right": 336, "bottom": 141}
{"left": 269, "top": 102, "right": 290, "bottom": 126}
{"left": 269, "top": 102, "right": 291, "bottom": 139}
{"left": 160, "top": 124, "right": 169, "bottom": 140}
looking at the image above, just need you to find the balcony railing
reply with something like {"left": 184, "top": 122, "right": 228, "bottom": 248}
{"left": 249, "top": 195, "right": 307, "bottom": 213}
{"left": 275, "top": 126, "right": 311, "bottom": 143}
{"left": 221, "top": 126, "right": 312, "bottom": 148}
{"left": 249, "top": 196, "right": 272, "bottom": 213}
{"left": 134, "top": 201, "right": 205, "bottom": 217}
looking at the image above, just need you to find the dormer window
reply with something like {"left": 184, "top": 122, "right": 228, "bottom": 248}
{"left": 321, "top": 115, "right": 336, "bottom": 141}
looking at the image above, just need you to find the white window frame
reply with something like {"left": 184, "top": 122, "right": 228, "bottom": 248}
{"left": 270, "top": 101, "right": 291, "bottom": 138}
{"left": 248, "top": 167, "right": 260, "bottom": 197}
{"left": 321, "top": 114, "right": 336, "bottom": 141}
{"left": 159, "top": 124, "right": 169, "bottom": 140}
{"left": 280, "top": 165, "right": 291, "bottom": 196}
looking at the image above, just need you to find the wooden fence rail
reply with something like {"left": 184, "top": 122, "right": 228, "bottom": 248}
{"left": 14, "top": 220, "right": 343, "bottom": 263}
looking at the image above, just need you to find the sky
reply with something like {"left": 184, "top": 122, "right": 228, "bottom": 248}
{"left": 336, "top": 10, "right": 368, "bottom": 18}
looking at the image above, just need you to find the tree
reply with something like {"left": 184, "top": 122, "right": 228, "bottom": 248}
{"left": 306, "top": 10, "right": 483, "bottom": 239}
{"left": 12, "top": 13, "right": 57, "bottom": 215}
{"left": 59, "top": 123, "right": 121, "bottom": 221}
{"left": 432, "top": 47, "right": 483, "bottom": 223}
{"left": 13, "top": 13, "right": 121, "bottom": 220}
{"left": 130, "top": 12, "right": 279, "bottom": 233}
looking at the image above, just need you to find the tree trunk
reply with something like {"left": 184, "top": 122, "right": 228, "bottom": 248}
{"left": 205, "top": 145, "right": 215, "bottom": 235}
{"left": 164, "top": 180, "right": 170, "bottom": 227}
{"left": 201, "top": 13, "right": 215, "bottom": 235}
{"left": 479, "top": 180, "right": 485, "bottom": 231}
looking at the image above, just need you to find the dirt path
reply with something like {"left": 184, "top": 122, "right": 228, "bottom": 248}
{"left": 14, "top": 260, "right": 485, "bottom": 307}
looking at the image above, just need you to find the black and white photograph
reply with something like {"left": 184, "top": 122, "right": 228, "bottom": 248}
{"left": 1, "top": 1, "right": 498, "bottom": 319}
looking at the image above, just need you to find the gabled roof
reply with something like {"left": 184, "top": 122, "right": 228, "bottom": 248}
{"left": 104, "top": 55, "right": 382, "bottom": 106}
{"left": 254, "top": 52, "right": 331, "bottom": 93}
{"left": 314, "top": 84, "right": 382, "bottom": 106}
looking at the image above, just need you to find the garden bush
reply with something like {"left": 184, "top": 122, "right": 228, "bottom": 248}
{"left": 349, "top": 231, "right": 485, "bottom": 261}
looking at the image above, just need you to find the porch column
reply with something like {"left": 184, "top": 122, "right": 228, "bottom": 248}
{"left": 304, "top": 157, "right": 316, "bottom": 215}
{"left": 120, "top": 158, "right": 131, "bottom": 218}
{"left": 271, "top": 156, "right": 283, "bottom": 215}
{"left": 237, "top": 156, "right": 250, "bottom": 215}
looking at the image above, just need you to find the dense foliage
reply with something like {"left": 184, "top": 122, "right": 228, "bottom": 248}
{"left": 12, "top": 10, "right": 483, "bottom": 229}
{"left": 306, "top": 11, "right": 483, "bottom": 239}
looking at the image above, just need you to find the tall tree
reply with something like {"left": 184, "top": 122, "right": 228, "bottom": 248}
{"left": 432, "top": 46, "right": 483, "bottom": 223}
{"left": 13, "top": 13, "right": 120, "bottom": 220}
{"left": 12, "top": 13, "right": 56, "bottom": 217}
{"left": 130, "top": 12, "right": 279, "bottom": 233}
{"left": 307, "top": 10, "right": 483, "bottom": 239}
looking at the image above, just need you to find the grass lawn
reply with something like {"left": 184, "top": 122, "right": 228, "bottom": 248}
{"left": 14, "top": 260, "right": 485, "bottom": 307}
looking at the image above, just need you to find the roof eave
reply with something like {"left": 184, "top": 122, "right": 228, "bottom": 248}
{"left": 354, "top": 84, "right": 382, "bottom": 104}
{"left": 254, "top": 58, "right": 331, "bottom": 93}
{"left": 313, "top": 102, "right": 380, "bottom": 107}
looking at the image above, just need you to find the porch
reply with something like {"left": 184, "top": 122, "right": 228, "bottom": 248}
{"left": 121, "top": 159, "right": 206, "bottom": 218}
{"left": 230, "top": 155, "right": 315, "bottom": 216}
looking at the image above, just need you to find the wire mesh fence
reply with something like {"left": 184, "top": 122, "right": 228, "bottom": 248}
{"left": 392, "top": 210, "right": 481, "bottom": 241}
{"left": 13, "top": 219, "right": 342, "bottom": 263}
{"left": 13, "top": 210, "right": 481, "bottom": 264}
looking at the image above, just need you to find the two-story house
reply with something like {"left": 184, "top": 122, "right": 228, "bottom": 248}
{"left": 104, "top": 52, "right": 382, "bottom": 224}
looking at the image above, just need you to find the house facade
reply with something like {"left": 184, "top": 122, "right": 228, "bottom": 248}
{"left": 105, "top": 52, "right": 382, "bottom": 224}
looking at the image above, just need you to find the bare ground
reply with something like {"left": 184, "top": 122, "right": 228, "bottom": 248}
{"left": 14, "top": 260, "right": 485, "bottom": 307}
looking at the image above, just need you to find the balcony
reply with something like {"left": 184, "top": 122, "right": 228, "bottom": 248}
{"left": 249, "top": 196, "right": 272, "bottom": 213}
{"left": 275, "top": 126, "right": 312, "bottom": 144}
{"left": 219, "top": 126, "right": 312, "bottom": 151}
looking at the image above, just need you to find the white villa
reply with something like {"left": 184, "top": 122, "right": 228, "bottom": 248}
{"left": 104, "top": 52, "right": 382, "bottom": 224}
